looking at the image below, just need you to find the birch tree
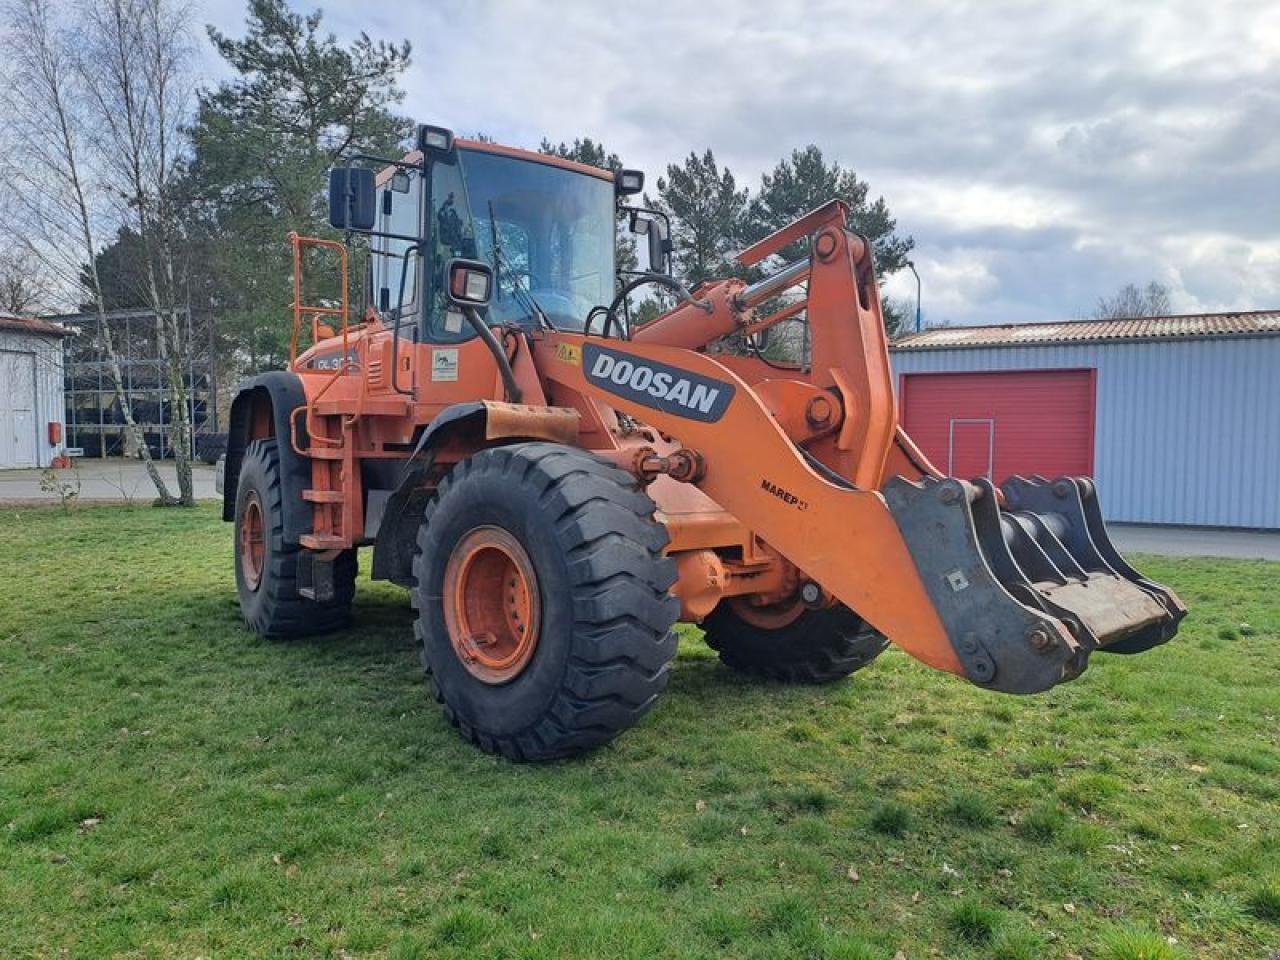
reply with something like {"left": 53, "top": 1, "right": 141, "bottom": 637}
{"left": 0, "top": 0, "right": 177, "bottom": 502}
{"left": 79, "top": 0, "right": 198, "bottom": 504}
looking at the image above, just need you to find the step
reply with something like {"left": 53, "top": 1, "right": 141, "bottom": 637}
{"left": 313, "top": 397, "right": 411, "bottom": 417}
{"left": 302, "top": 489, "right": 344, "bottom": 503}
{"left": 299, "top": 533, "right": 348, "bottom": 550}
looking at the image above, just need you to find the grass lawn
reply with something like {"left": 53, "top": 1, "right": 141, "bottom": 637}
{"left": 1, "top": 504, "right": 1278, "bottom": 960}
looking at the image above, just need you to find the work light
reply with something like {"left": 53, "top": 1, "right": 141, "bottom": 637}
{"left": 418, "top": 124, "right": 455, "bottom": 154}
{"left": 617, "top": 169, "right": 644, "bottom": 196}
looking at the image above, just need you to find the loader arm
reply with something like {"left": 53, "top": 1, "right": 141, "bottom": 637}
{"left": 539, "top": 334, "right": 964, "bottom": 676}
{"left": 534, "top": 208, "right": 1184, "bottom": 694}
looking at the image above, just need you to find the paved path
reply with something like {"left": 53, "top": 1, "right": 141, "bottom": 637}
{"left": 0, "top": 459, "right": 219, "bottom": 504}
{"left": 1, "top": 466, "right": 1276, "bottom": 562}
{"left": 1109, "top": 524, "right": 1280, "bottom": 561}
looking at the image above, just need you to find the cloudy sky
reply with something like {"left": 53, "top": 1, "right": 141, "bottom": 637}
{"left": 201, "top": 0, "right": 1279, "bottom": 326}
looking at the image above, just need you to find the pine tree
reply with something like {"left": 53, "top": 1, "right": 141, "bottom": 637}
{"left": 187, "top": 0, "right": 412, "bottom": 371}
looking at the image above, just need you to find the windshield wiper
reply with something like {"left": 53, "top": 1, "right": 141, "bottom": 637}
{"left": 488, "top": 201, "right": 557, "bottom": 331}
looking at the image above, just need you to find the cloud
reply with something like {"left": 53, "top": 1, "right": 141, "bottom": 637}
{"left": 198, "top": 0, "right": 1279, "bottom": 325}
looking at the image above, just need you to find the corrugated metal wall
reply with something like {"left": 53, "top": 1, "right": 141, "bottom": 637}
{"left": 890, "top": 336, "right": 1280, "bottom": 529}
{"left": 0, "top": 328, "right": 65, "bottom": 469}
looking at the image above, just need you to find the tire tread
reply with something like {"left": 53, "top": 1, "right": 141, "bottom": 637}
{"left": 412, "top": 443, "right": 678, "bottom": 760}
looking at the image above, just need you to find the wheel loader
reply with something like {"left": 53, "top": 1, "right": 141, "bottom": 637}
{"left": 218, "top": 124, "right": 1186, "bottom": 760}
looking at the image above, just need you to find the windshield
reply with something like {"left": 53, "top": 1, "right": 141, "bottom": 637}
{"left": 426, "top": 148, "right": 615, "bottom": 337}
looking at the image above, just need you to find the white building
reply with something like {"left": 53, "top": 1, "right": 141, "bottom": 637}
{"left": 0, "top": 312, "right": 72, "bottom": 469}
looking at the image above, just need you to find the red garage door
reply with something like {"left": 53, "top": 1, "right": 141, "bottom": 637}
{"left": 900, "top": 369, "right": 1095, "bottom": 483}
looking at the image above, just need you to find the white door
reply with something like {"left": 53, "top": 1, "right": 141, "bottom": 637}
{"left": 1, "top": 350, "right": 37, "bottom": 468}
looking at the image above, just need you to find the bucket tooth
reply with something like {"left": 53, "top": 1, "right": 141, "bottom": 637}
{"left": 884, "top": 473, "right": 1186, "bottom": 695}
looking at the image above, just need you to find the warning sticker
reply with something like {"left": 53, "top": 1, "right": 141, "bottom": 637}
{"left": 431, "top": 349, "right": 459, "bottom": 382}
{"left": 555, "top": 342, "right": 582, "bottom": 366}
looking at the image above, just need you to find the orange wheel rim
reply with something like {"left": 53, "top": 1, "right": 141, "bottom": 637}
{"left": 240, "top": 492, "right": 266, "bottom": 591}
{"left": 443, "top": 526, "right": 541, "bottom": 684}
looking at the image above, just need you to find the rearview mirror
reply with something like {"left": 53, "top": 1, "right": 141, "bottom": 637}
{"left": 328, "top": 167, "right": 377, "bottom": 231}
{"left": 445, "top": 258, "right": 494, "bottom": 308}
{"left": 629, "top": 211, "right": 671, "bottom": 274}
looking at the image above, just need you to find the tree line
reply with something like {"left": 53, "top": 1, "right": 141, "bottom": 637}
{"left": 0, "top": 0, "right": 916, "bottom": 502}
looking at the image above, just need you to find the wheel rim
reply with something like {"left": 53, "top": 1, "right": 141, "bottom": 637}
{"left": 443, "top": 525, "right": 541, "bottom": 684}
{"left": 240, "top": 491, "right": 266, "bottom": 591}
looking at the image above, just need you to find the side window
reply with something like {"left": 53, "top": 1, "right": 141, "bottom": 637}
{"left": 372, "top": 171, "right": 422, "bottom": 320}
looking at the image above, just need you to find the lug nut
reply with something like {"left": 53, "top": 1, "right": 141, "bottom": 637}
{"left": 800, "top": 582, "right": 822, "bottom": 605}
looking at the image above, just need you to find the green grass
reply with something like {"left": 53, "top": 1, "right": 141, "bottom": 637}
{"left": 1, "top": 504, "right": 1278, "bottom": 958}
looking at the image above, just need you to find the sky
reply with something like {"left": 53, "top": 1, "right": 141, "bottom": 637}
{"left": 199, "top": 0, "right": 1280, "bottom": 327}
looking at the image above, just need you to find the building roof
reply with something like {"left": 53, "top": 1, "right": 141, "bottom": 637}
{"left": 0, "top": 311, "right": 74, "bottom": 338}
{"left": 891, "top": 310, "right": 1280, "bottom": 351}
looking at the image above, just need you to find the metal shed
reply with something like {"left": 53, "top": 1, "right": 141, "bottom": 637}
{"left": 890, "top": 311, "right": 1280, "bottom": 530}
{"left": 0, "top": 313, "right": 71, "bottom": 469}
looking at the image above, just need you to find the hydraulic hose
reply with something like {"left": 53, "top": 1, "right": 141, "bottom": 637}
{"left": 593, "top": 273, "right": 712, "bottom": 339}
{"left": 463, "top": 306, "right": 522, "bottom": 404}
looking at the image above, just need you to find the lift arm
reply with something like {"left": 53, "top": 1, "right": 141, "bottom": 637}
{"left": 533, "top": 207, "right": 1184, "bottom": 694}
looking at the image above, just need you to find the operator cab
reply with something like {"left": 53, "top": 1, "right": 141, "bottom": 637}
{"left": 345, "top": 127, "right": 650, "bottom": 343}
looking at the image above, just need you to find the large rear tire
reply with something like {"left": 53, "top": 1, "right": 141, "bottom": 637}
{"left": 703, "top": 601, "right": 888, "bottom": 684}
{"left": 411, "top": 443, "right": 679, "bottom": 761}
{"left": 234, "top": 438, "right": 356, "bottom": 637}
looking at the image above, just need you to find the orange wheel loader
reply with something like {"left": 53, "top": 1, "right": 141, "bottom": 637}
{"left": 217, "top": 125, "right": 1186, "bottom": 760}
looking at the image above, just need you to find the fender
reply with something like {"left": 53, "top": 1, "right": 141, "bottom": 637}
{"left": 221, "top": 371, "right": 312, "bottom": 546}
{"left": 371, "top": 401, "right": 579, "bottom": 585}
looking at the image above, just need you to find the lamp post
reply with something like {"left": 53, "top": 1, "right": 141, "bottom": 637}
{"left": 906, "top": 260, "right": 922, "bottom": 333}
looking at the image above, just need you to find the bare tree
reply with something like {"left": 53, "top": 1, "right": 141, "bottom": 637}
{"left": 1092, "top": 281, "right": 1172, "bottom": 320}
{"left": 0, "top": 0, "right": 177, "bottom": 502}
{"left": 78, "top": 0, "right": 197, "bottom": 504}
{"left": 0, "top": 250, "right": 51, "bottom": 314}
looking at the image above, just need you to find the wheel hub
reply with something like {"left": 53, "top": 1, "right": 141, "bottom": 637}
{"left": 443, "top": 525, "right": 541, "bottom": 684}
{"left": 240, "top": 491, "right": 266, "bottom": 591}
{"left": 730, "top": 594, "right": 807, "bottom": 630}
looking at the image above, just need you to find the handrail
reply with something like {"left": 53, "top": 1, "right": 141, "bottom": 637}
{"left": 289, "top": 232, "right": 351, "bottom": 363}
{"left": 288, "top": 232, "right": 355, "bottom": 452}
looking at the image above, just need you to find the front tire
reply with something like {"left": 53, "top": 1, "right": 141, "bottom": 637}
{"left": 412, "top": 443, "right": 679, "bottom": 761}
{"left": 234, "top": 438, "right": 356, "bottom": 637}
{"left": 703, "top": 601, "right": 888, "bottom": 684}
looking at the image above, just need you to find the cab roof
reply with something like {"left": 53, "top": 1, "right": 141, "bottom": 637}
{"left": 384, "top": 139, "right": 615, "bottom": 184}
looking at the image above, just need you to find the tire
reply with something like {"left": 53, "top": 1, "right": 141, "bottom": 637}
{"left": 411, "top": 443, "right": 679, "bottom": 761}
{"left": 702, "top": 602, "right": 888, "bottom": 684}
{"left": 234, "top": 438, "right": 357, "bottom": 637}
